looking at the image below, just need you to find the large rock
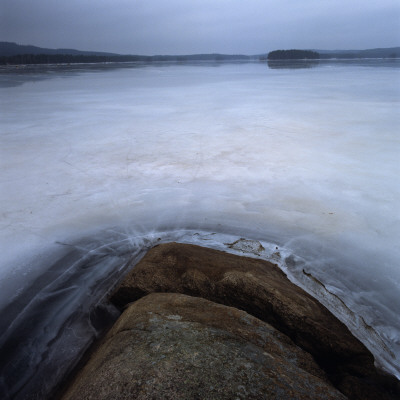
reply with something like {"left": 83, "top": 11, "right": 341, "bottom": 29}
{"left": 62, "top": 293, "right": 347, "bottom": 400}
{"left": 110, "top": 242, "right": 399, "bottom": 400}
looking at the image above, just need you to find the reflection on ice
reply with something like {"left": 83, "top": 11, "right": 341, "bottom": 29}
{"left": 267, "top": 59, "right": 320, "bottom": 69}
{"left": 0, "top": 60, "right": 400, "bottom": 398}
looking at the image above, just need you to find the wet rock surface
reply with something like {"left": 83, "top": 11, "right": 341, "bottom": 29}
{"left": 61, "top": 293, "right": 347, "bottom": 400}
{"left": 109, "top": 242, "right": 399, "bottom": 399}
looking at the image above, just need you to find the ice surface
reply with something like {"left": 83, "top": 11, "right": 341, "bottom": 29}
{"left": 1, "top": 60, "right": 400, "bottom": 397}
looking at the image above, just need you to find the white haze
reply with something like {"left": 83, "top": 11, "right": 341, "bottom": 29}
{"left": 0, "top": 61, "right": 400, "bottom": 394}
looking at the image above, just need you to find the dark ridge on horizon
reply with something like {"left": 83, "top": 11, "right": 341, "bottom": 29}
{"left": 316, "top": 46, "right": 400, "bottom": 53}
{"left": 0, "top": 41, "right": 119, "bottom": 57}
{"left": 0, "top": 42, "right": 256, "bottom": 60}
{"left": 0, "top": 42, "right": 399, "bottom": 65}
{"left": 315, "top": 47, "right": 400, "bottom": 59}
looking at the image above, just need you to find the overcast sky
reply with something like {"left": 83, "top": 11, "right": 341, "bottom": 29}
{"left": 1, "top": 0, "right": 399, "bottom": 54}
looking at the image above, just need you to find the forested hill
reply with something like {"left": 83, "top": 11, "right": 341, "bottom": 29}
{"left": 0, "top": 41, "right": 119, "bottom": 57}
{"left": 0, "top": 42, "right": 253, "bottom": 65}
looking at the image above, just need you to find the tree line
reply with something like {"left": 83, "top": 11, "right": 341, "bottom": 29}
{"left": 267, "top": 50, "right": 320, "bottom": 60}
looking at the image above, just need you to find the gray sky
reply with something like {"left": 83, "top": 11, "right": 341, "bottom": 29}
{"left": 1, "top": 0, "right": 399, "bottom": 54}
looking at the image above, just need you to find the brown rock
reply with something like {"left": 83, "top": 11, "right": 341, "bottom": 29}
{"left": 62, "top": 293, "right": 347, "bottom": 400}
{"left": 110, "top": 242, "right": 399, "bottom": 400}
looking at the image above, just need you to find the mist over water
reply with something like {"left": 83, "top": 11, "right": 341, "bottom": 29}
{"left": 1, "top": 60, "right": 400, "bottom": 397}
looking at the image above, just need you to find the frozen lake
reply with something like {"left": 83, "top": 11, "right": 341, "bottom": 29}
{"left": 1, "top": 59, "right": 400, "bottom": 398}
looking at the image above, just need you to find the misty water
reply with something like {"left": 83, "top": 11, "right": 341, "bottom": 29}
{"left": 1, "top": 59, "right": 399, "bottom": 398}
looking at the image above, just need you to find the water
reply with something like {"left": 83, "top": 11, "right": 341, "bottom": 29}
{"left": 0, "top": 60, "right": 399, "bottom": 398}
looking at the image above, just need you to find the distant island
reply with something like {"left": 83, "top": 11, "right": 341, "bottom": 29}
{"left": 0, "top": 42, "right": 399, "bottom": 65}
{"left": 267, "top": 50, "right": 319, "bottom": 60}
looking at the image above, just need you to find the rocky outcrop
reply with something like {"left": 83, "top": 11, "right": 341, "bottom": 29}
{"left": 110, "top": 242, "right": 399, "bottom": 400}
{"left": 61, "top": 293, "right": 347, "bottom": 400}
